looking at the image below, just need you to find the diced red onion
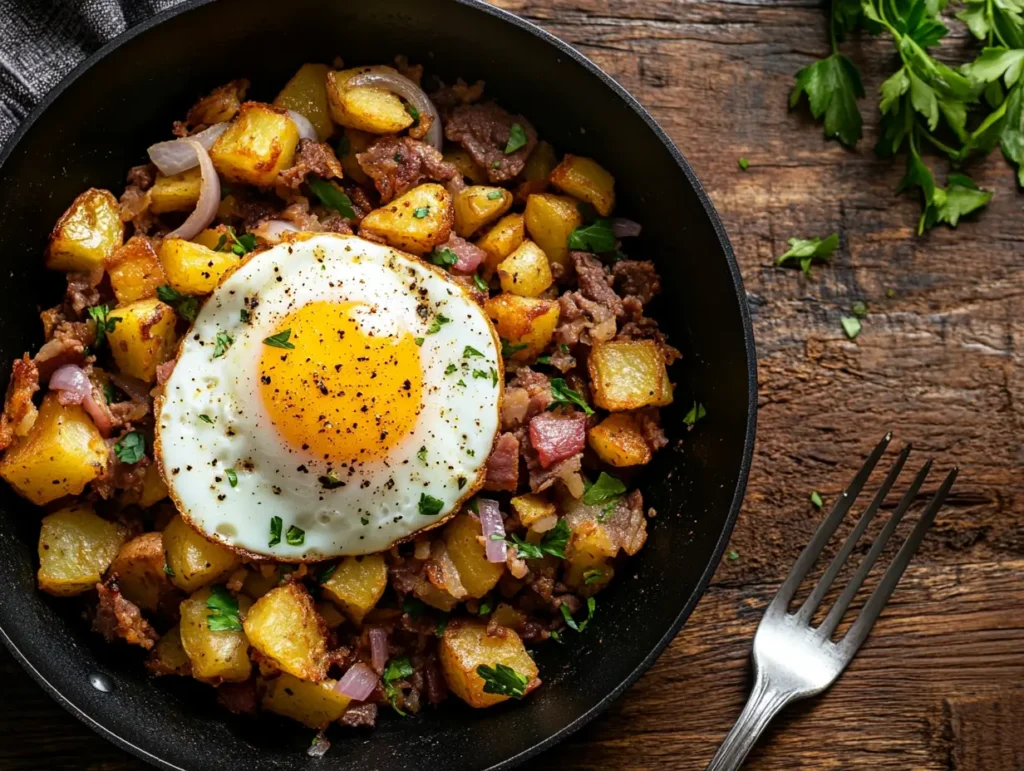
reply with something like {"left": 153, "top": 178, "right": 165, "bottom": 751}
{"left": 368, "top": 628, "right": 388, "bottom": 674}
{"left": 429, "top": 540, "right": 468, "bottom": 599}
{"left": 147, "top": 122, "right": 228, "bottom": 176}
{"left": 285, "top": 110, "right": 318, "bottom": 141}
{"left": 477, "top": 499, "right": 507, "bottom": 563}
{"left": 347, "top": 68, "right": 442, "bottom": 150}
{"left": 167, "top": 140, "right": 220, "bottom": 241}
{"left": 611, "top": 218, "right": 642, "bottom": 238}
{"left": 49, "top": 364, "right": 92, "bottom": 403}
{"left": 252, "top": 218, "right": 300, "bottom": 244}
{"left": 334, "top": 662, "right": 378, "bottom": 701}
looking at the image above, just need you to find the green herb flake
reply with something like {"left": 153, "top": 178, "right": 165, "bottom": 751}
{"left": 426, "top": 314, "right": 451, "bottom": 335}
{"left": 431, "top": 247, "right": 459, "bottom": 268}
{"left": 478, "top": 601, "right": 493, "bottom": 616}
{"left": 417, "top": 446, "right": 428, "bottom": 463}
{"left": 567, "top": 219, "right": 616, "bottom": 253}
{"left": 103, "top": 383, "right": 118, "bottom": 405}
{"left": 198, "top": 414, "right": 214, "bottom": 424}
{"left": 402, "top": 596, "right": 426, "bottom": 618}
{"left": 464, "top": 345, "right": 484, "bottom": 358}
{"left": 405, "top": 103, "right": 421, "bottom": 123}
{"left": 414, "top": 337, "right": 425, "bottom": 346}
{"left": 776, "top": 233, "right": 839, "bottom": 277}
{"left": 486, "top": 190, "right": 503, "bottom": 200}
{"left": 318, "top": 563, "right": 337, "bottom": 584}
{"left": 206, "top": 585, "right": 242, "bottom": 632}
{"left": 268, "top": 516, "right": 283, "bottom": 547}
{"left": 738, "top": 157, "right": 751, "bottom": 170}
{"left": 163, "top": 563, "right": 175, "bottom": 577}
{"left": 435, "top": 615, "right": 449, "bottom": 637}
{"left": 225, "top": 468, "right": 238, "bottom": 487}
{"left": 157, "top": 285, "right": 199, "bottom": 322}
{"left": 582, "top": 472, "right": 626, "bottom": 507}
{"left": 86, "top": 304, "right": 120, "bottom": 347}
{"left": 308, "top": 177, "right": 355, "bottom": 219}
{"left": 263, "top": 329, "right": 295, "bottom": 349}
{"left": 548, "top": 377, "right": 594, "bottom": 415}
{"left": 683, "top": 401, "right": 707, "bottom": 427}
{"left": 114, "top": 431, "right": 145, "bottom": 464}
{"left": 286, "top": 525, "right": 305, "bottom": 546}
{"left": 413, "top": 206, "right": 430, "bottom": 219}
{"left": 504, "top": 123, "right": 528, "bottom": 154}
{"left": 419, "top": 493, "right": 444, "bottom": 516}
{"left": 583, "top": 569, "right": 604, "bottom": 585}
{"left": 851, "top": 300, "right": 868, "bottom": 318}
{"left": 560, "top": 596, "right": 596, "bottom": 634}
{"left": 810, "top": 490, "right": 824, "bottom": 509}
{"left": 212, "top": 331, "right": 233, "bottom": 359}
{"left": 501, "top": 339, "right": 528, "bottom": 357}
{"left": 490, "top": 367, "right": 498, "bottom": 387}
{"left": 239, "top": 308, "right": 251, "bottom": 323}
{"left": 477, "top": 663, "right": 529, "bottom": 698}
{"left": 727, "top": 549, "right": 740, "bottom": 561}
{"left": 472, "top": 273, "right": 489, "bottom": 292}
{"left": 472, "top": 369, "right": 488, "bottom": 379}
{"left": 841, "top": 316, "right": 862, "bottom": 339}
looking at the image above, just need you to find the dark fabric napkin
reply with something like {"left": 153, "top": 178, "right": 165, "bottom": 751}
{"left": 0, "top": 0, "right": 189, "bottom": 147}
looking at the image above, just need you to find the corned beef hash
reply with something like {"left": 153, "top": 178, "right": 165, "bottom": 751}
{"left": 0, "top": 58, "right": 679, "bottom": 741}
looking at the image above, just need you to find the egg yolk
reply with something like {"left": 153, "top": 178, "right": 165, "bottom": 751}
{"left": 258, "top": 301, "right": 423, "bottom": 463}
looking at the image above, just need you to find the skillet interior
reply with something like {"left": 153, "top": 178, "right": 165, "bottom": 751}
{"left": 0, "top": 0, "right": 756, "bottom": 768}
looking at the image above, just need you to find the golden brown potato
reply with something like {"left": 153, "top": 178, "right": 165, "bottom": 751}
{"left": 510, "top": 493, "right": 557, "bottom": 531}
{"left": 45, "top": 188, "right": 124, "bottom": 273}
{"left": 439, "top": 620, "right": 539, "bottom": 708}
{"left": 587, "top": 413, "right": 653, "bottom": 467}
{"left": 515, "top": 141, "right": 557, "bottom": 202}
{"left": 326, "top": 67, "right": 415, "bottom": 134}
{"left": 146, "top": 624, "right": 192, "bottom": 676}
{"left": 179, "top": 586, "right": 252, "bottom": 684}
{"left": 484, "top": 294, "right": 559, "bottom": 361}
{"left": 107, "top": 532, "right": 175, "bottom": 612}
{"left": 315, "top": 600, "right": 346, "bottom": 629}
{"left": 490, "top": 603, "right": 526, "bottom": 631}
{"left": 37, "top": 505, "right": 125, "bottom": 596}
{"left": 497, "top": 240, "right": 553, "bottom": 297}
{"left": 158, "top": 237, "right": 241, "bottom": 296}
{"left": 105, "top": 236, "right": 167, "bottom": 304}
{"left": 274, "top": 63, "right": 334, "bottom": 141}
{"left": 107, "top": 298, "right": 178, "bottom": 383}
{"left": 0, "top": 393, "right": 107, "bottom": 505}
{"left": 243, "top": 583, "right": 327, "bottom": 682}
{"left": 524, "top": 193, "right": 583, "bottom": 268}
{"left": 588, "top": 340, "right": 674, "bottom": 411}
{"left": 414, "top": 581, "right": 460, "bottom": 612}
{"left": 241, "top": 565, "right": 283, "bottom": 600}
{"left": 359, "top": 183, "right": 453, "bottom": 254}
{"left": 444, "top": 146, "right": 488, "bottom": 184}
{"left": 337, "top": 127, "right": 373, "bottom": 184}
{"left": 148, "top": 167, "right": 202, "bottom": 214}
{"left": 549, "top": 155, "right": 616, "bottom": 216}
{"left": 138, "top": 463, "right": 169, "bottom": 507}
{"left": 444, "top": 514, "right": 504, "bottom": 599}
{"left": 453, "top": 186, "right": 514, "bottom": 238}
{"left": 563, "top": 520, "right": 616, "bottom": 595}
{"left": 191, "top": 227, "right": 226, "bottom": 251}
{"left": 163, "top": 514, "right": 242, "bottom": 593}
{"left": 321, "top": 554, "right": 387, "bottom": 625}
{"left": 262, "top": 672, "right": 351, "bottom": 729}
{"left": 210, "top": 102, "right": 300, "bottom": 186}
{"left": 475, "top": 213, "right": 525, "bottom": 277}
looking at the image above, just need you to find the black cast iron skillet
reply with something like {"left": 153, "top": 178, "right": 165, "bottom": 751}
{"left": 0, "top": 0, "right": 756, "bottom": 768}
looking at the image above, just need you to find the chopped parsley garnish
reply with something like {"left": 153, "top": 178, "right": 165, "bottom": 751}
{"left": 114, "top": 431, "right": 145, "bottom": 464}
{"left": 335, "top": 133, "right": 350, "bottom": 157}
{"left": 435, "top": 614, "right": 449, "bottom": 637}
{"left": 491, "top": 160, "right": 501, "bottom": 169}
{"left": 852, "top": 300, "right": 868, "bottom": 318}
{"left": 413, "top": 206, "right": 430, "bottom": 219}
{"left": 212, "top": 331, "right": 233, "bottom": 359}
{"left": 728, "top": 549, "right": 740, "bottom": 561}
{"left": 206, "top": 585, "right": 242, "bottom": 632}
{"left": 536, "top": 355, "right": 551, "bottom": 365}
{"left": 383, "top": 656, "right": 415, "bottom": 716}
{"left": 548, "top": 378, "right": 594, "bottom": 415}
{"left": 156, "top": 285, "right": 199, "bottom": 322}
{"left": 431, "top": 247, "right": 459, "bottom": 268}
{"left": 582, "top": 472, "right": 626, "bottom": 508}
{"left": 426, "top": 314, "right": 451, "bottom": 334}
{"left": 86, "top": 305, "right": 120, "bottom": 347}
{"left": 841, "top": 316, "right": 862, "bottom": 339}
{"left": 567, "top": 219, "right": 616, "bottom": 253}
{"left": 318, "top": 563, "right": 337, "bottom": 584}
{"left": 500, "top": 339, "right": 528, "bottom": 357}
{"left": 163, "top": 563, "right": 175, "bottom": 577}
{"left": 103, "top": 383, "right": 118, "bottom": 405}
{"left": 738, "top": 157, "right": 750, "bottom": 170}
{"left": 472, "top": 273, "right": 489, "bottom": 292}
{"left": 286, "top": 525, "right": 305, "bottom": 546}
{"left": 319, "top": 470, "right": 345, "bottom": 489}
{"left": 504, "top": 123, "right": 528, "bottom": 154}
{"left": 776, "top": 233, "right": 839, "bottom": 277}
{"left": 583, "top": 569, "right": 604, "bottom": 585}
{"left": 490, "top": 368, "right": 498, "bottom": 387}
{"left": 463, "top": 345, "right": 484, "bottom": 358}
{"left": 457, "top": 378, "right": 467, "bottom": 386}
{"left": 405, "top": 103, "right": 421, "bottom": 123}
{"left": 308, "top": 177, "right": 355, "bottom": 219}
{"left": 263, "top": 329, "right": 295, "bottom": 349}
{"left": 225, "top": 468, "right": 238, "bottom": 487}
{"left": 239, "top": 308, "right": 251, "bottom": 323}
{"left": 268, "top": 516, "right": 283, "bottom": 547}
{"left": 508, "top": 518, "right": 570, "bottom": 560}
{"left": 486, "top": 190, "right": 503, "bottom": 200}
{"left": 683, "top": 401, "right": 707, "bottom": 427}
{"left": 417, "top": 446, "right": 428, "bottom": 463}
{"left": 477, "top": 663, "right": 528, "bottom": 698}
{"left": 810, "top": 490, "right": 823, "bottom": 509}
{"left": 198, "top": 414, "right": 214, "bottom": 424}
{"left": 472, "top": 369, "right": 489, "bottom": 379}
{"left": 414, "top": 337, "right": 424, "bottom": 346}
{"left": 478, "top": 601, "right": 493, "bottom": 616}
{"left": 419, "top": 493, "right": 444, "bottom": 516}
{"left": 445, "top": 363, "right": 458, "bottom": 375}
{"left": 402, "top": 596, "right": 426, "bottom": 618}
{"left": 217, "top": 227, "right": 257, "bottom": 256}
{"left": 560, "top": 596, "right": 596, "bottom": 633}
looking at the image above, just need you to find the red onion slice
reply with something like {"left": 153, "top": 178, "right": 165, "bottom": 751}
{"left": 252, "top": 219, "right": 301, "bottom": 244}
{"left": 611, "top": 218, "right": 642, "bottom": 238}
{"left": 49, "top": 364, "right": 92, "bottom": 403}
{"left": 346, "top": 68, "right": 442, "bottom": 151}
{"left": 368, "top": 628, "right": 388, "bottom": 674}
{"left": 285, "top": 110, "right": 318, "bottom": 142}
{"left": 335, "top": 662, "right": 378, "bottom": 701}
{"left": 147, "top": 122, "right": 228, "bottom": 176}
{"left": 477, "top": 498, "right": 507, "bottom": 563}
{"left": 166, "top": 140, "right": 220, "bottom": 241}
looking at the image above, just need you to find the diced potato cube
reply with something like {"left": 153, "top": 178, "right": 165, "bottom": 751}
{"left": 439, "top": 620, "right": 539, "bottom": 708}
{"left": 321, "top": 554, "right": 387, "bottom": 625}
{"left": 475, "top": 213, "right": 525, "bottom": 278}
{"left": 45, "top": 188, "right": 124, "bottom": 273}
{"left": 326, "top": 67, "right": 415, "bottom": 134}
{"left": 148, "top": 167, "right": 202, "bottom": 214}
{"left": 107, "top": 532, "right": 174, "bottom": 612}
{"left": 588, "top": 340, "right": 674, "bottom": 411}
{"left": 241, "top": 565, "right": 283, "bottom": 600}
{"left": 262, "top": 672, "right": 351, "bottom": 729}
{"left": 316, "top": 600, "right": 346, "bottom": 629}
{"left": 37, "top": 505, "right": 125, "bottom": 596}
{"left": 515, "top": 141, "right": 557, "bottom": 202}
{"left": 414, "top": 581, "right": 460, "bottom": 612}
{"left": 107, "top": 298, "right": 178, "bottom": 383}
{"left": 337, "top": 127, "right": 373, "bottom": 184}
{"left": 510, "top": 494, "right": 557, "bottom": 530}
{"left": 444, "top": 514, "right": 504, "bottom": 599}
{"left": 274, "top": 63, "right": 334, "bottom": 141}
{"left": 210, "top": 102, "right": 299, "bottom": 186}
{"left": 484, "top": 294, "right": 559, "bottom": 361}
{"left": 453, "top": 186, "right": 513, "bottom": 238}
{"left": 524, "top": 193, "right": 582, "bottom": 268}
{"left": 244, "top": 583, "right": 327, "bottom": 681}
{"left": 0, "top": 393, "right": 107, "bottom": 505}
{"left": 138, "top": 463, "right": 169, "bottom": 507}
{"left": 549, "top": 155, "right": 616, "bottom": 216}
{"left": 563, "top": 520, "right": 616, "bottom": 595}
{"left": 191, "top": 228, "right": 226, "bottom": 251}
{"left": 497, "top": 240, "right": 553, "bottom": 297}
{"left": 444, "top": 146, "right": 488, "bottom": 184}
{"left": 159, "top": 237, "right": 241, "bottom": 296}
{"left": 490, "top": 603, "right": 526, "bottom": 631}
{"left": 105, "top": 236, "right": 167, "bottom": 304}
{"left": 163, "top": 514, "right": 241, "bottom": 593}
{"left": 179, "top": 586, "right": 252, "bottom": 684}
{"left": 358, "top": 183, "right": 452, "bottom": 254}
{"left": 587, "top": 413, "right": 652, "bottom": 467}
{"left": 146, "top": 624, "right": 191, "bottom": 676}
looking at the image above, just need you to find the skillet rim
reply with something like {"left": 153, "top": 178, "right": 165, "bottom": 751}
{"left": 0, "top": 0, "right": 758, "bottom": 768}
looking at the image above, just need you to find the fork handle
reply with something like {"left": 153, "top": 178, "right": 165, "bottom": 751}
{"left": 705, "top": 670, "right": 795, "bottom": 771}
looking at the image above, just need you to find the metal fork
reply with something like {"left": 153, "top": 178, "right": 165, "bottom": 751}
{"left": 706, "top": 433, "right": 958, "bottom": 771}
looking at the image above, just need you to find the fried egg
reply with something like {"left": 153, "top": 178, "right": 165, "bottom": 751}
{"left": 156, "top": 233, "right": 502, "bottom": 559}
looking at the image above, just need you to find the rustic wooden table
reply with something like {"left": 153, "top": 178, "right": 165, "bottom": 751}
{"left": 3, "top": 0, "right": 1023, "bottom": 769}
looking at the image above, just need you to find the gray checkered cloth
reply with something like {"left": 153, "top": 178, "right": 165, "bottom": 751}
{"left": 0, "top": 0, "right": 189, "bottom": 146}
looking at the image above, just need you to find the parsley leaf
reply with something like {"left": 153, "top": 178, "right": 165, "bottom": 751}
{"left": 198, "top": 414, "right": 214, "bottom": 424}
{"left": 738, "top": 157, "right": 750, "bottom": 170}
{"left": 583, "top": 569, "right": 604, "bottom": 585}
{"left": 103, "top": 383, "right": 118, "bottom": 405}
{"left": 560, "top": 596, "right": 596, "bottom": 633}
{"left": 405, "top": 103, "right": 421, "bottom": 123}
{"left": 163, "top": 563, "right": 175, "bottom": 577}
{"left": 286, "top": 525, "right": 305, "bottom": 546}
{"left": 219, "top": 227, "right": 257, "bottom": 256}
{"left": 548, "top": 378, "right": 594, "bottom": 415}
{"left": 225, "top": 468, "right": 238, "bottom": 487}
{"left": 444, "top": 363, "right": 458, "bottom": 375}
{"left": 86, "top": 305, "right": 120, "bottom": 347}
{"left": 790, "top": 52, "right": 865, "bottom": 147}
{"left": 268, "top": 516, "right": 283, "bottom": 547}
{"left": 383, "top": 656, "right": 415, "bottom": 715}
{"left": 206, "top": 585, "right": 242, "bottom": 632}
{"left": 308, "top": 177, "right": 355, "bottom": 219}
{"left": 852, "top": 300, "right": 868, "bottom": 318}
{"left": 419, "top": 493, "right": 444, "bottom": 516}
{"left": 472, "top": 273, "right": 489, "bottom": 292}
{"left": 431, "top": 247, "right": 459, "bottom": 268}
{"left": 426, "top": 314, "right": 451, "bottom": 334}
{"left": 776, "top": 233, "right": 839, "bottom": 276}
{"left": 841, "top": 316, "right": 862, "bottom": 339}
{"left": 486, "top": 190, "right": 503, "bottom": 200}
{"left": 402, "top": 596, "right": 426, "bottom": 618}
{"left": 505, "top": 123, "right": 528, "bottom": 154}
{"left": 476, "top": 663, "right": 529, "bottom": 698}
{"left": 567, "top": 219, "right": 616, "bottom": 253}
{"left": 582, "top": 472, "right": 626, "bottom": 507}
{"left": 683, "top": 401, "right": 707, "bottom": 426}
{"left": 413, "top": 206, "right": 430, "bottom": 219}
{"left": 810, "top": 490, "right": 824, "bottom": 509}
{"left": 500, "top": 339, "right": 528, "bottom": 357}
{"left": 157, "top": 285, "right": 199, "bottom": 322}
{"left": 417, "top": 446, "right": 428, "bottom": 463}
{"left": 263, "top": 329, "right": 295, "bottom": 349}
{"left": 463, "top": 346, "right": 484, "bottom": 358}
{"left": 114, "top": 431, "right": 145, "bottom": 464}
{"left": 212, "top": 331, "right": 233, "bottom": 359}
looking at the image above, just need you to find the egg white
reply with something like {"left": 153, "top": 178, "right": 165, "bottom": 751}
{"left": 156, "top": 233, "right": 502, "bottom": 559}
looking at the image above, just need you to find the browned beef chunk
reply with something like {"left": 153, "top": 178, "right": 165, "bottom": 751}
{"left": 444, "top": 103, "right": 537, "bottom": 183}
{"left": 277, "top": 139, "right": 344, "bottom": 193}
{"left": 571, "top": 251, "right": 623, "bottom": 317}
{"left": 93, "top": 578, "right": 158, "bottom": 650}
{"left": 429, "top": 79, "right": 485, "bottom": 109}
{"left": 126, "top": 163, "right": 157, "bottom": 191}
{"left": 618, "top": 297, "right": 681, "bottom": 365}
{"left": 554, "top": 292, "right": 617, "bottom": 347}
{"left": 0, "top": 355, "right": 39, "bottom": 451}
{"left": 357, "top": 136, "right": 456, "bottom": 203}
{"left": 484, "top": 432, "right": 520, "bottom": 491}
{"left": 634, "top": 407, "right": 668, "bottom": 451}
{"left": 613, "top": 260, "right": 661, "bottom": 306}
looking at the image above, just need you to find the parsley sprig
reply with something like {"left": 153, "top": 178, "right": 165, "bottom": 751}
{"left": 776, "top": 233, "right": 839, "bottom": 276}
{"left": 507, "top": 518, "right": 570, "bottom": 560}
{"left": 383, "top": 656, "right": 415, "bottom": 715}
{"left": 548, "top": 378, "right": 594, "bottom": 415}
{"left": 476, "top": 663, "right": 529, "bottom": 698}
{"left": 157, "top": 285, "right": 199, "bottom": 322}
{"left": 86, "top": 305, "right": 119, "bottom": 347}
{"left": 206, "top": 585, "right": 242, "bottom": 632}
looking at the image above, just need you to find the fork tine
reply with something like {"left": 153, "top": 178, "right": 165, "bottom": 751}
{"left": 794, "top": 443, "right": 912, "bottom": 625}
{"left": 836, "top": 467, "right": 958, "bottom": 658}
{"left": 766, "top": 432, "right": 892, "bottom": 616}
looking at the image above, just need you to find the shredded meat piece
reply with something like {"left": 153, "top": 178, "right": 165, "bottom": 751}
{"left": 0, "top": 355, "right": 39, "bottom": 450}
{"left": 634, "top": 408, "right": 668, "bottom": 451}
{"left": 340, "top": 702, "right": 378, "bottom": 727}
{"left": 155, "top": 359, "right": 177, "bottom": 386}
{"left": 33, "top": 321, "right": 94, "bottom": 381}
{"left": 65, "top": 271, "right": 102, "bottom": 316}
{"left": 527, "top": 451, "right": 582, "bottom": 495}
{"left": 92, "top": 439, "right": 149, "bottom": 500}
{"left": 423, "top": 659, "right": 448, "bottom": 705}
{"left": 126, "top": 164, "right": 157, "bottom": 191}
{"left": 119, "top": 185, "right": 157, "bottom": 235}
{"left": 501, "top": 387, "right": 530, "bottom": 429}
{"left": 547, "top": 346, "right": 576, "bottom": 373}
{"left": 484, "top": 432, "right": 520, "bottom": 491}
{"left": 93, "top": 579, "right": 158, "bottom": 650}
{"left": 444, "top": 103, "right": 537, "bottom": 183}
{"left": 554, "top": 292, "right": 617, "bottom": 347}
{"left": 430, "top": 79, "right": 486, "bottom": 109}
{"left": 571, "top": 251, "right": 623, "bottom": 317}
{"left": 277, "top": 139, "right": 344, "bottom": 193}
{"left": 356, "top": 136, "right": 456, "bottom": 203}
{"left": 603, "top": 490, "right": 648, "bottom": 556}
{"left": 230, "top": 195, "right": 281, "bottom": 231}
{"left": 613, "top": 260, "right": 661, "bottom": 306}
{"left": 216, "top": 681, "right": 259, "bottom": 716}
{"left": 509, "top": 367, "right": 552, "bottom": 418}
